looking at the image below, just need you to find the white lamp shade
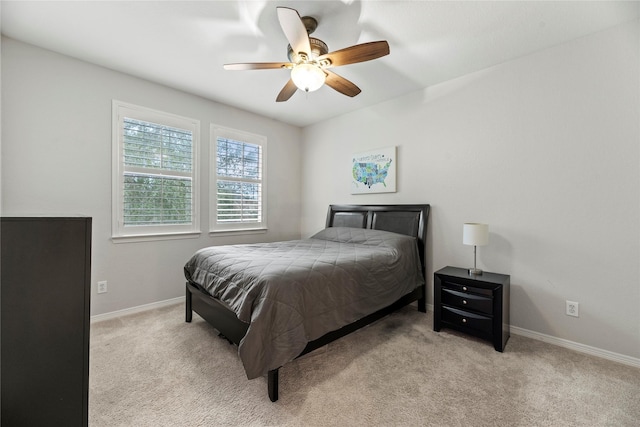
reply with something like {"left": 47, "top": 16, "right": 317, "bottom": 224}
{"left": 291, "top": 63, "right": 326, "bottom": 92}
{"left": 463, "top": 223, "right": 489, "bottom": 246}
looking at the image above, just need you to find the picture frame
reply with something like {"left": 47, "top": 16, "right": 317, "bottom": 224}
{"left": 351, "top": 146, "right": 396, "bottom": 194}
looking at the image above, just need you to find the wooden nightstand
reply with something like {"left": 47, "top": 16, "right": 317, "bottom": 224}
{"left": 434, "top": 266, "right": 510, "bottom": 352}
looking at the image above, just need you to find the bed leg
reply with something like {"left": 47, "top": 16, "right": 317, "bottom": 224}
{"left": 268, "top": 369, "right": 279, "bottom": 402}
{"left": 185, "top": 284, "right": 193, "bottom": 323}
{"left": 418, "top": 284, "right": 427, "bottom": 313}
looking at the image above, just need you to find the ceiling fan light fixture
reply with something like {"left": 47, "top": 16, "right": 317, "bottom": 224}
{"left": 291, "top": 63, "right": 326, "bottom": 92}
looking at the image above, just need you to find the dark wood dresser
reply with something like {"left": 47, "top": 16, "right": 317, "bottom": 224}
{"left": 434, "top": 266, "right": 510, "bottom": 351}
{"left": 1, "top": 216, "right": 91, "bottom": 426}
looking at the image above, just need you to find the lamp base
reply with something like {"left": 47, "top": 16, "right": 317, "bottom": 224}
{"left": 468, "top": 268, "right": 483, "bottom": 275}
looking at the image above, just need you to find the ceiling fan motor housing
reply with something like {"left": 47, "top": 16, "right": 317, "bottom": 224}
{"left": 287, "top": 37, "right": 328, "bottom": 63}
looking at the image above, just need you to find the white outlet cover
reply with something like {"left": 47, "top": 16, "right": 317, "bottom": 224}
{"left": 97, "top": 281, "right": 108, "bottom": 294}
{"left": 566, "top": 300, "right": 579, "bottom": 317}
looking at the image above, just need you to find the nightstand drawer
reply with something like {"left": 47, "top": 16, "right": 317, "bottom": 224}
{"left": 441, "top": 281, "right": 493, "bottom": 297}
{"left": 441, "top": 288, "right": 492, "bottom": 314}
{"left": 441, "top": 306, "right": 493, "bottom": 335}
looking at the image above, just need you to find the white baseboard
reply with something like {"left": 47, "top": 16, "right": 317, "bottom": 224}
{"left": 91, "top": 299, "right": 640, "bottom": 369}
{"left": 90, "top": 296, "right": 185, "bottom": 323}
{"left": 510, "top": 325, "right": 640, "bottom": 369}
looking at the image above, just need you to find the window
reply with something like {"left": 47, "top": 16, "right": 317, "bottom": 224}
{"left": 211, "top": 125, "right": 266, "bottom": 233}
{"left": 112, "top": 101, "right": 200, "bottom": 241}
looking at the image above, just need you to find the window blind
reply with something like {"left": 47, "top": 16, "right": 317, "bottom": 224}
{"left": 216, "top": 137, "right": 262, "bottom": 224}
{"left": 123, "top": 118, "right": 193, "bottom": 226}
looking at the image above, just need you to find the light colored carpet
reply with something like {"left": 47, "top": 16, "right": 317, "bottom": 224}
{"left": 89, "top": 303, "right": 639, "bottom": 426}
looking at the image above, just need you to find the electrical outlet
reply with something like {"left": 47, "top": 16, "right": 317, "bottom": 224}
{"left": 97, "top": 281, "right": 108, "bottom": 294}
{"left": 566, "top": 300, "right": 579, "bottom": 317}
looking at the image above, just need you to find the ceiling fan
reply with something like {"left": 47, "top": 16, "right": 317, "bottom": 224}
{"left": 223, "top": 7, "right": 390, "bottom": 102}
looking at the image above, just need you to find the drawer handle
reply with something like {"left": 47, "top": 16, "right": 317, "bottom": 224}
{"left": 462, "top": 286, "right": 468, "bottom": 291}
{"left": 462, "top": 318, "right": 467, "bottom": 323}
{"left": 462, "top": 300, "right": 467, "bottom": 305}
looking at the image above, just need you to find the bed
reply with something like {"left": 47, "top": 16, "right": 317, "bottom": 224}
{"left": 184, "top": 204, "right": 430, "bottom": 401}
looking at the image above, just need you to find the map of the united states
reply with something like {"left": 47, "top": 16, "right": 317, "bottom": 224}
{"left": 352, "top": 158, "right": 393, "bottom": 189}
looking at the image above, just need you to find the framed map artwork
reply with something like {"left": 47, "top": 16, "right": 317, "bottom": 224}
{"left": 351, "top": 146, "right": 396, "bottom": 194}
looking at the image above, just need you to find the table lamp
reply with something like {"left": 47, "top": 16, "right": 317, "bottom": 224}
{"left": 463, "top": 223, "right": 489, "bottom": 275}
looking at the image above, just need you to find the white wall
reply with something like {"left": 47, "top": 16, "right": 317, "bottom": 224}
{"left": 1, "top": 37, "right": 302, "bottom": 316}
{"left": 301, "top": 21, "right": 640, "bottom": 360}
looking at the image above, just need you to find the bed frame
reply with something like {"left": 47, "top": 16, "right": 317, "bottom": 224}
{"left": 185, "top": 204, "right": 430, "bottom": 401}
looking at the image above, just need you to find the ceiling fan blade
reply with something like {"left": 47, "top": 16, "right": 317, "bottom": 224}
{"left": 324, "top": 70, "right": 361, "bottom": 97}
{"left": 277, "top": 7, "right": 311, "bottom": 57}
{"left": 224, "top": 62, "right": 293, "bottom": 71}
{"left": 318, "top": 41, "right": 390, "bottom": 68}
{"left": 276, "top": 79, "right": 298, "bottom": 102}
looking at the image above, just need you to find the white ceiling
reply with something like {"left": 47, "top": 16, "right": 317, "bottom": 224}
{"left": 2, "top": 1, "right": 638, "bottom": 127}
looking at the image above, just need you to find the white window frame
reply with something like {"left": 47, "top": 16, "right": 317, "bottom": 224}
{"left": 112, "top": 100, "right": 200, "bottom": 242}
{"left": 210, "top": 125, "right": 267, "bottom": 234}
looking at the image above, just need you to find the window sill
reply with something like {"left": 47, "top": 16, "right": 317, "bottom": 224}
{"left": 209, "top": 228, "right": 267, "bottom": 237}
{"left": 111, "top": 231, "right": 201, "bottom": 244}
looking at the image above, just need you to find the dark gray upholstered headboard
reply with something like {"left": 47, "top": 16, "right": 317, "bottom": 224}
{"left": 325, "top": 204, "right": 430, "bottom": 277}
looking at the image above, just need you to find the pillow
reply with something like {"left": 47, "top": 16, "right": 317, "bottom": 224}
{"left": 310, "top": 226, "right": 414, "bottom": 246}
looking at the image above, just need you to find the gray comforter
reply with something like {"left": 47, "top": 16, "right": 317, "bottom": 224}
{"left": 183, "top": 227, "right": 424, "bottom": 380}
